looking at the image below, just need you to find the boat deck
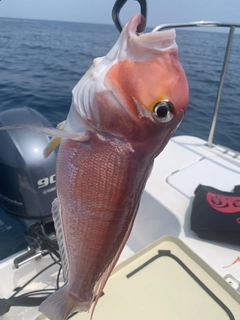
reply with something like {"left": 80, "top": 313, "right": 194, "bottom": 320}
{"left": 129, "top": 135, "right": 240, "bottom": 287}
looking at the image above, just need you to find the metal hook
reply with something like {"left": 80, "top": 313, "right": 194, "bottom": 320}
{"left": 112, "top": 0, "right": 147, "bottom": 33}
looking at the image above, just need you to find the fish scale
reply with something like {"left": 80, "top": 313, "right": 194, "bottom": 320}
{"left": 57, "top": 136, "right": 143, "bottom": 296}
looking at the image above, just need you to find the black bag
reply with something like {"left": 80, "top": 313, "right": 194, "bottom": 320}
{"left": 191, "top": 185, "right": 240, "bottom": 244}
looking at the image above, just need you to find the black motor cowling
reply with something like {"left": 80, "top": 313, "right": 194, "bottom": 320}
{"left": 0, "top": 107, "right": 57, "bottom": 224}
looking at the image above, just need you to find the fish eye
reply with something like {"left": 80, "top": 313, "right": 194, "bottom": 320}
{"left": 153, "top": 100, "right": 174, "bottom": 123}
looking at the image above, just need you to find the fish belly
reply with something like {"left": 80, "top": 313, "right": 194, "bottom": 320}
{"left": 56, "top": 134, "right": 151, "bottom": 302}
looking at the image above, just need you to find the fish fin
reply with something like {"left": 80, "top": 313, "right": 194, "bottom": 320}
{"left": 43, "top": 137, "right": 62, "bottom": 158}
{"left": 52, "top": 198, "right": 69, "bottom": 282}
{"left": 56, "top": 120, "right": 66, "bottom": 129}
{"left": 0, "top": 124, "right": 91, "bottom": 141}
{"left": 39, "top": 285, "right": 90, "bottom": 320}
{"left": 43, "top": 121, "right": 66, "bottom": 158}
{"left": 90, "top": 203, "right": 140, "bottom": 320}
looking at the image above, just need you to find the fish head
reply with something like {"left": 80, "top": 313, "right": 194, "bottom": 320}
{"left": 71, "top": 14, "right": 189, "bottom": 150}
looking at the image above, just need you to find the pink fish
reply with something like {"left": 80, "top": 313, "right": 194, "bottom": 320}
{"left": 0, "top": 13, "right": 189, "bottom": 320}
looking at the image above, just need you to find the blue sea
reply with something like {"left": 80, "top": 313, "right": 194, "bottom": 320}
{"left": 0, "top": 17, "right": 240, "bottom": 260}
{"left": 0, "top": 17, "right": 240, "bottom": 150}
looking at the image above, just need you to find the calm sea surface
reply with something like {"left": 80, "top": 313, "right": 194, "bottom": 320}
{"left": 0, "top": 17, "right": 240, "bottom": 151}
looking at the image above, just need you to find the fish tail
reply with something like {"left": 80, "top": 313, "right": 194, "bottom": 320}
{"left": 39, "top": 285, "right": 91, "bottom": 320}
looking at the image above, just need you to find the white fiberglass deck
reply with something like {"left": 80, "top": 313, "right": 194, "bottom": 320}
{"left": 130, "top": 135, "right": 240, "bottom": 285}
{"left": 1, "top": 135, "right": 240, "bottom": 320}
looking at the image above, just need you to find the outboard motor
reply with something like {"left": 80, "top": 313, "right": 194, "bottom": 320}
{"left": 0, "top": 107, "right": 57, "bottom": 224}
{"left": 0, "top": 107, "right": 59, "bottom": 265}
{"left": 0, "top": 108, "right": 63, "bottom": 316}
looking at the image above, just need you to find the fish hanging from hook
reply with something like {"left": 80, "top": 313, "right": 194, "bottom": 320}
{"left": 112, "top": 0, "right": 147, "bottom": 32}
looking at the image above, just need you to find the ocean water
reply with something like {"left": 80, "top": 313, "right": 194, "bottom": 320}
{"left": 0, "top": 18, "right": 240, "bottom": 261}
{"left": 0, "top": 17, "right": 240, "bottom": 151}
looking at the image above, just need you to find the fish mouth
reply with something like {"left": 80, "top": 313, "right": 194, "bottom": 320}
{"left": 127, "top": 14, "right": 177, "bottom": 52}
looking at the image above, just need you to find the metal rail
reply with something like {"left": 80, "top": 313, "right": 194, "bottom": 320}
{"left": 152, "top": 21, "right": 240, "bottom": 148}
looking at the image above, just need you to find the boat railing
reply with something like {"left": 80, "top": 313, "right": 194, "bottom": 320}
{"left": 152, "top": 21, "right": 240, "bottom": 148}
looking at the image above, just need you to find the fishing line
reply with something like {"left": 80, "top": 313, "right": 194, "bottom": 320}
{"left": 0, "top": 260, "right": 62, "bottom": 316}
{"left": 16, "top": 289, "right": 56, "bottom": 298}
{"left": 10, "top": 261, "right": 58, "bottom": 299}
{"left": 0, "top": 223, "right": 64, "bottom": 315}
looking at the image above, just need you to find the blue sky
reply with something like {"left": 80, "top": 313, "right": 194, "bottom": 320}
{"left": 1, "top": 0, "right": 240, "bottom": 28}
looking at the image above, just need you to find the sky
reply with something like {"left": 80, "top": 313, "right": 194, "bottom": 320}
{"left": 1, "top": 0, "right": 240, "bottom": 28}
